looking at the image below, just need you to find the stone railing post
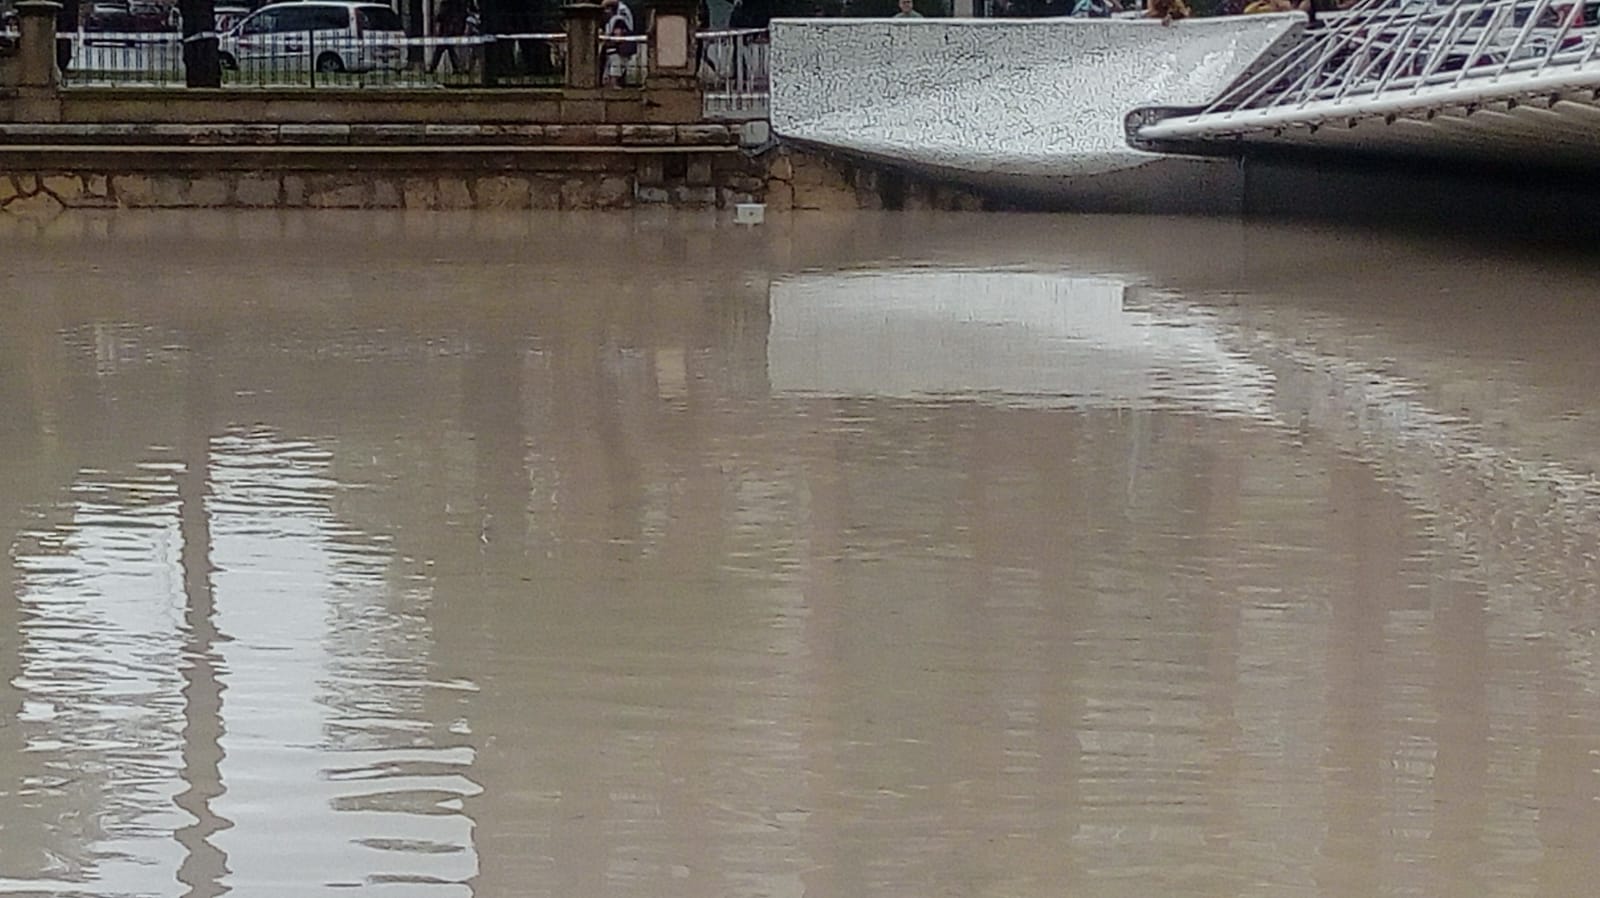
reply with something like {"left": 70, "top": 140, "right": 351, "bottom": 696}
{"left": 15, "top": 1, "right": 63, "bottom": 122}
{"left": 16, "top": 1, "right": 61, "bottom": 89}
{"left": 648, "top": 0, "right": 697, "bottom": 82}
{"left": 561, "top": 2, "right": 605, "bottom": 89}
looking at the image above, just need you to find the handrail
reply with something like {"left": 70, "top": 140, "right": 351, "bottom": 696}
{"left": 1177, "top": 0, "right": 1600, "bottom": 124}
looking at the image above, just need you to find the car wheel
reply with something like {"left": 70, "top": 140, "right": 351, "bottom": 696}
{"left": 315, "top": 52, "right": 344, "bottom": 74}
{"left": 218, "top": 51, "right": 237, "bottom": 71}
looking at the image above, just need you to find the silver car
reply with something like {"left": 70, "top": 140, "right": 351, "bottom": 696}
{"left": 220, "top": 1, "right": 405, "bottom": 74}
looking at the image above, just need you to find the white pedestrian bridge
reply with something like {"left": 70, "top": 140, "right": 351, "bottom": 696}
{"left": 769, "top": 3, "right": 1600, "bottom": 208}
{"left": 1133, "top": 0, "right": 1600, "bottom": 170}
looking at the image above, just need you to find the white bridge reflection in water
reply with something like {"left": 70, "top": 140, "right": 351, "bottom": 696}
{"left": 768, "top": 269, "right": 1275, "bottom": 417}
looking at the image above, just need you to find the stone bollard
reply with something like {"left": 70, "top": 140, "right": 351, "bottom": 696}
{"left": 15, "top": 1, "right": 63, "bottom": 122}
{"left": 15, "top": 1, "right": 61, "bottom": 89}
{"left": 561, "top": 3, "right": 606, "bottom": 89}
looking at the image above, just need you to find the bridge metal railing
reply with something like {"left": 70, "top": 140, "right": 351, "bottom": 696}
{"left": 1179, "top": 0, "right": 1600, "bottom": 123}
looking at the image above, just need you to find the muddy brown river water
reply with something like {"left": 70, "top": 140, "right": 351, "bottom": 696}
{"left": 1, "top": 211, "right": 1598, "bottom": 898}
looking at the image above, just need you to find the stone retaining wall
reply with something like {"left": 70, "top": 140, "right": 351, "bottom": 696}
{"left": 0, "top": 159, "right": 763, "bottom": 212}
{"left": 0, "top": 137, "right": 992, "bottom": 214}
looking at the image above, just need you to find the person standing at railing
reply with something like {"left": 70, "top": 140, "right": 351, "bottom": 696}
{"left": 892, "top": 0, "right": 922, "bottom": 16}
{"left": 601, "top": 0, "right": 633, "bottom": 33}
{"left": 427, "top": 0, "right": 468, "bottom": 73}
{"left": 600, "top": 0, "right": 635, "bottom": 86}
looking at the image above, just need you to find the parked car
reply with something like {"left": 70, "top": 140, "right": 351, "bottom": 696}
{"left": 212, "top": 3, "right": 252, "bottom": 31}
{"left": 85, "top": 0, "right": 135, "bottom": 31}
{"left": 127, "top": 0, "right": 168, "bottom": 30}
{"left": 218, "top": 1, "right": 404, "bottom": 73}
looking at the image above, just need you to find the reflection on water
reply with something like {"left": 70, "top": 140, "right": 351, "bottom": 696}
{"left": 1, "top": 211, "right": 1598, "bottom": 898}
{"left": 769, "top": 270, "right": 1275, "bottom": 414}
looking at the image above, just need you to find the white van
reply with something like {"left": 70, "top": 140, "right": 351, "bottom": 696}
{"left": 219, "top": 1, "right": 405, "bottom": 74}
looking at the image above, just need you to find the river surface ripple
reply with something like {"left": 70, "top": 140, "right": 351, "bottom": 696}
{"left": 0, "top": 211, "right": 1598, "bottom": 898}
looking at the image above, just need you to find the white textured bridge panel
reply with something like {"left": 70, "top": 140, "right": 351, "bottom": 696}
{"left": 768, "top": 16, "right": 1304, "bottom": 211}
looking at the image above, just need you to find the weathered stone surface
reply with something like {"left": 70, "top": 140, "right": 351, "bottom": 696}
{"left": 152, "top": 176, "right": 189, "bottom": 207}
{"left": 738, "top": 120, "right": 771, "bottom": 148}
{"left": 5, "top": 188, "right": 63, "bottom": 217}
{"left": 792, "top": 176, "right": 860, "bottom": 211}
{"left": 559, "top": 100, "right": 605, "bottom": 123}
{"left": 593, "top": 125, "right": 620, "bottom": 143}
{"left": 307, "top": 177, "right": 368, "bottom": 208}
{"left": 635, "top": 185, "right": 670, "bottom": 204}
{"left": 179, "top": 124, "right": 277, "bottom": 145}
{"left": 435, "top": 177, "right": 474, "bottom": 210}
{"left": 685, "top": 158, "right": 713, "bottom": 187}
{"left": 596, "top": 176, "right": 632, "bottom": 208}
{"left": 720, "top": 190, "right": 755, "bottom": 207}
{"left": 676, "top": 124, "right": 732, "bottom": 146}
{"left": 723, "top": 174, "right": 764, "bottom": 193}
{"left": 767, "top": 153, "right": 794, "bottom": 182}
{"left": 403, "top": 178, "right": 437, "bottom": 210}
{"left": 282, "top": 174, "right": 307, "bottom": 206}
{"left": 84, "top": 174, "right": 112, "bottom": 203}
{"left": 953, "top": 191, "right": 985, "bottom": 212}
{"left": 280, "top": 124, "right": 351, "bottom": 144}
{"left": 475, "top": 175, "right": 531, "bottom": 209}
{"left": 112, "top": 174, "right": 156, "bottom": 208}
{"left": 234, "top": 175, "right": 282, "bottom": 207}
{"left": 636, "top": 156, "right": 665, "bottom": 186}
{"left": 529, "top": 176, "right": 563, "bottom": 209}
{"left": 546, "top": 124, "right": 600, "bottom": 145}
{"left": 559, "top": 175, "right": 633, "bottom": 209}
{"left": 188, "top": 177, "right": 231, "bottom": 207}
{"left": 422, "top": 124, "right": 482, "bottom": 144}
{"left": 372, "top": 179, "right": 401, "bottom": 208}
{"left": 559, "top": 177, "right": 594, "bottom": 209}
{"left": 40, "top": 175, "right": 84, "bottom": 206}
{"left": 488, "top": 124, "right": 546, "bottom": 143}
{"left": 789, "top": 153, "right": 836, "bottom": 189}
{"left": 0, "top": 176, "right": 20, "bottom": 206}
{"left": 353, "top": 124, "right": 428, "bottom": 145}
{"left": 619, "top": 124, "right": 676, "bottom": 146}
{"left": 670, "top": 185, "right": 715, "bottom": 207}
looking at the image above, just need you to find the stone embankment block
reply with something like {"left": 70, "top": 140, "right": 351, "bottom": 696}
{"left": 0, "top": 124, "right": 986, "bottom": 214}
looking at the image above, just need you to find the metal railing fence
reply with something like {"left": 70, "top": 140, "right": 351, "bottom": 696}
{"left": 1194, "top": 0, "right": 1600, "bottom": 119}
{"left": 698, "top": 28, "right": 768, "bottom": 119}
{"left": 53, "top": 27, "right": 759, "bottom": 93}
{"left": 59, "top": 30, "right": 573, "bottom": 87}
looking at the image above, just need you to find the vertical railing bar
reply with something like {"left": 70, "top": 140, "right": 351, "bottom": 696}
{"left": 1533, "top": 0, "right": 1583, "bottom": 74}
{"left": 1363, "top": 23, "right": 1425, "bottom": 101}
{"left": 1203, "top": 4, "right": 1383, "bottom": 118}
{"left": 1452, "top": 0, "right": 1514, "bottom": 85}
{"left": 1414, "top": 0, "right": 1477, "bottom": 89}
{"left": 1264, "top": 0, "right": 1423, "bottom": 112}
{"left": 1331, "top": 14, "right": 1424, "bottom": 103}
{"left": 1495, "top": 0, "right": 1558, "bottom": 78}
{"left": 1301, "top": 0, "right": 1436, "bottom": 105}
